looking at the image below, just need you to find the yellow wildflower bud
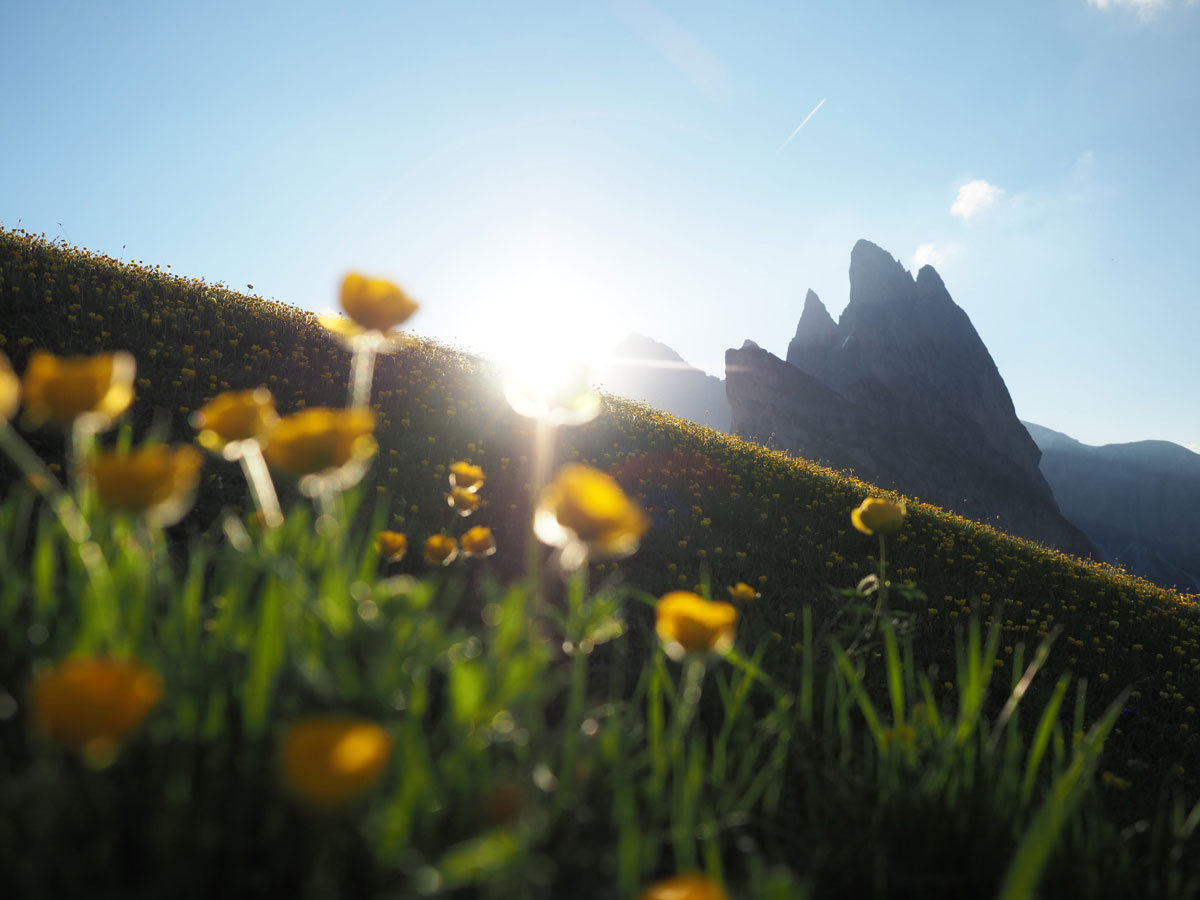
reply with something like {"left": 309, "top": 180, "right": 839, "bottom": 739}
{"left": 655, "top": 592, "right": 738, "bottom": 662}
{"left": 339, "top": 272, "right": 419, "bottom": 333}
{"left": 375, "top": 530, "right": 408, "bottom": 561}
{"left": 279, "top": 715, "right": 393, "bottom": 810}
{"left": 534, "top": 464, "right": 648, "bottom": 568}
{"left": 0, "top": 350, "right": 18, "bottom": 423}
{"left": 449, "top": 460, "right": 485, "bottom": 493}
{"left": 192, "top": 387, "right": 278, "bottom": 454}
{"left": 21, "top": 350, "right": 135, "bottom": 429}
{"left": 447, "top": 486, "right": 481, "bottom": 516}
{"left": 424, "top": 534, "right": 459, "bottom": 566}
{"left": 638, "top": 872, "right": 730, "bottom": 900}
{"left": 90, "top": 444, "right": 203, "bottom": 526}
{"left": 31, "top": 657, "right": 163, "bottom": 762}
{"left": 461, "top": 525, "right": 497, "bottom": 558}
{"left": 851, "top": 497, "right": 906, "bottom": 536}
{"left": 263, "top": 407, "right": 377, "bottom": 490}
{"left": 727, "top": 582, "right": 759, "bottom": 602}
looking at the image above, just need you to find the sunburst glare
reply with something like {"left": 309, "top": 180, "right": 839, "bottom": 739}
{"left": 479, "top": 263, "right": 622, "bottom": 425}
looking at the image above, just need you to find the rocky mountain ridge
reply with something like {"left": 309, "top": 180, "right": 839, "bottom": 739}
{"left": 724, "top": 239, "right": 1093, "bottom": 556}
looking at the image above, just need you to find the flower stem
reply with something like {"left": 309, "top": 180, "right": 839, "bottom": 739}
{"left": 0, "top": 423, "right": 91, "bottom": 543}
{"left": 525, "top": 418, "right": 557, "bottom": 604}
{"left": 875, "top": 532, "right": 890, "bottom": 616}
{"left": 348, "top": 338, "right": 379, "bottom": 409}
{"left": 236, "top": 440, "right": 282, "bottom": 528}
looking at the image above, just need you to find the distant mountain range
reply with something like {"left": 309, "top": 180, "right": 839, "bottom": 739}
{"left": 1022, "top": 422, "right": 1200, "bottom": 592}
{"left": 594, "top": 334, "right": 729, "bottom": 432}
{"left": 592, "top": 239, "right": 1199, "bottom": 592}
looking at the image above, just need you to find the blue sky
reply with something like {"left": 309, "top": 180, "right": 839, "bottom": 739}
{"left": 2, "top": 0, "right": 1197, "bottom": 450}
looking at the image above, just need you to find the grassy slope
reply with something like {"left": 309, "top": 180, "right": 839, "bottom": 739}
{"left": 4, "top": 225, "right": 1200, "bottom": 879}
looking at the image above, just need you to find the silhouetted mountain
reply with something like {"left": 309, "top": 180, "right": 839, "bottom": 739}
{"left": 594, "top": 334, "right": 729, "bottom": 431}
{"left": 727, "top": 240, "right": 1093, "bottom": 556}
{"left": 1024, "top": 422, "right": 1200, "bottom": 591}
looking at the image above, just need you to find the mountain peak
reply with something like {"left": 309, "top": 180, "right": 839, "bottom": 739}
{"left": 613, "top": 333, "right": 687, "bottom": 364}
{"left": 786, "top": 289, "right": 837, "bottom": 371}
{"left": 848, "top": 239, "right": 916, "bottom": 307}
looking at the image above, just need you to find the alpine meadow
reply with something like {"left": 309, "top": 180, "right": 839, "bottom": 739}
{"left": 6, "top": 225, "right": 1200, "bottom": 899}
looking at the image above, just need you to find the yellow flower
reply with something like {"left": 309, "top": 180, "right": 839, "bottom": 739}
{"left": 638, "top": 872, "right": 730, "bottom": 900}
{"left": 655, "top": 592, "right": 738, "bottom": 661}
{"left": 461, "top": 525, "right": 497, "bottom": 558}
{"left": 90, "top": 444, "right": 203, "bottom": 526}
{"left": 851, "top": 497, "right": 906, "bottom": 536}
{"left": 0, "top": 350, "right": 19, "bottom": 423}
{"left": 191, "top": 387, "right": 278, "bottom": 455}
{"left": 424, "top": 534, "right": 459, "bottom": 565}
{"left": 263, "top": 407, "right": 377, "bottom": 490}
{"left": 31, "top": 657, "right": 163, "bottom": 761}
{"left": 534, "top": 464, "right": 648, "bottom": 568}
{"left": 446, "top": 486, "right": 482, "bottom": 516}
{"left": 375, "top": 530, "right": 408, "bottom": 561}
{"left": 449, "top": 461, "right": 485, "bottom": 493}
{"left": 339, "top": 272, "right": 419, "bottom": 333}
{"left": 279, "top": 715, "right": 393, "bottom": 810}
{"left": 21, "top": 350, "right": 135, "bottom": 429}
{"left": 727, "top": 582, "right": 759, "bottom": 602}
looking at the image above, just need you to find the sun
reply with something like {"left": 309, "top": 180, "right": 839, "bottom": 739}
{"left": 472, "top": 259, "right": 623, "bottom": 420}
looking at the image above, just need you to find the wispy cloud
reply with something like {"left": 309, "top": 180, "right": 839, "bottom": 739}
{"left": 615, "top": 1, "right": 730, "bottom": 98}
{"left": 779, "top": 98, "right": 826, "bottom": 152}
{"left": 912, "top": 243, "right": 946, "bottom": 268}
{"left": 1087, "top": 0, "right": 1171, "bottom": 18}
{"left": 951, "top": 179, "right": 1004, "bottom": 222}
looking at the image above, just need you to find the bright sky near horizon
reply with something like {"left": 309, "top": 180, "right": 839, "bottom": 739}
{"left": 2, "top": 1, "right": 1197, "bottom": 451}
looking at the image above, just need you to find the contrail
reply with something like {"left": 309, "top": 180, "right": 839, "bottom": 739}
{"left": 778, "top": 98, "right": 826, "bottom": 152}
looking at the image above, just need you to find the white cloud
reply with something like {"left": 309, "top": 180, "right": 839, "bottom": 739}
{"left": 1087, "top": 0, "right": 1170, "bottom": 17}
{"left": 951, "top": 179, "right": 1004, "bottom": 222}
{"left": 912, "top": 243, "right": 946, "bottom": 268}
{"left": 911, "top": 242, "right": 963, "bottom": 270}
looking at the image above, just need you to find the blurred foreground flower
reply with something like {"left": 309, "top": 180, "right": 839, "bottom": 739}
{"left": 279, "top": 715, "right": 394, "bottom": 810}
{"left": 90, "top": 444, "right": 203, "bottom": 526}
{"left": 534, "top": 464, "right": 648, "bottom": 570}
{"left": 424, "top": 534, "right": 459, "bottom": 565}
{"left": 0, "top": 350, "right": 18, "bottom": 422}
{"left": 376, "top": 530, "right": 408, "bottom": 562}
{"left": 446, "top": 486, "right": 481, "bottom": 517}
{"left": 656, "top": 592, "right": 738, "bottom": 662}
{"left": 338, "top": 272, "right": 419, "bottom": 334}
{"left": 192, "top": 387, "right": 278, "bottom": 456}
{"left": 851, "top": 497, "right": 906, "bottom": 536}
{"left": 263, "top": 407, "right": 377, "bottom": 494}
{"left": 320, "top": 273, "right": 420, "bottom": 407}
{"left": 192, "top": 387, "right": 283, "bottom": 526}
{"left": 31, "top": 657, "right": 163, "bottom": 762}
{"left": 21, "top": 350, "right": 135, "bottom": 430}
{"left": 727, "top": 582, "right": 759, "bottom": 602}
{"left": 638, "top": 872, "right": 730, "bottom": 900}
{"left": 449, "top": 460, "right": 485, "bottom": 492}
{"left": 461, "top": 525, "right": 497, "bottom": 558}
